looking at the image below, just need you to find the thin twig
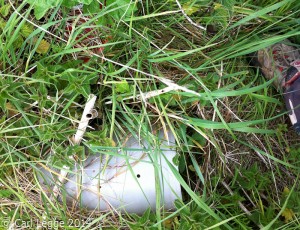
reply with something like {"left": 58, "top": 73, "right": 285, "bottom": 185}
{"left": 221, "top": 181, "right": 251, "bottom": 215}
{"left": 175, "top": 0, "right": 206, "bottom": 31}
{"left": 221, "top": 181, "right": 263, "bottom": 228}
{"left": 105, "top": 85, "right": 178, "bottom": 104}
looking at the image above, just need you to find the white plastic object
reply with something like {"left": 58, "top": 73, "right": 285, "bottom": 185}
{"left": 38, "top": 130, "right": 182, "bottom": 214}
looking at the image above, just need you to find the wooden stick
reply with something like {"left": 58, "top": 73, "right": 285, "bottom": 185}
{"left": 175, "top": 0, "right": 206, "bottom": 31}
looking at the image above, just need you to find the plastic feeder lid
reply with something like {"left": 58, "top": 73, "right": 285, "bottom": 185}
{"left": 38, "top": 130, "right": 182, "bottom": 214}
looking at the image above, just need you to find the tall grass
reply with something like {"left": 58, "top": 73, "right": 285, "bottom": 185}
{"left": 0, "top": 0, "right": 300, "bottom": 229}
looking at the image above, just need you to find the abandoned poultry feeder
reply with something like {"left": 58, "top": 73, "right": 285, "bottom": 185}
{"left": 38, "top": 130, "right": 182, "bottom": 214}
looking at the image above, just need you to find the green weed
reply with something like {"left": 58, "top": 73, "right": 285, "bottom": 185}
{"left": 0, "top": 0, "right": 300, "bottom": 229}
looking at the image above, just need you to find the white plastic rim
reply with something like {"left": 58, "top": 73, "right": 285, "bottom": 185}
{"left": 38, "top": 130, "right": 182, "bottom": 214}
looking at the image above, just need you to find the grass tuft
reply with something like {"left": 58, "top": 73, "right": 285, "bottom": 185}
{"left": 1, "top": 0, "right": 300, "bottom": 229}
